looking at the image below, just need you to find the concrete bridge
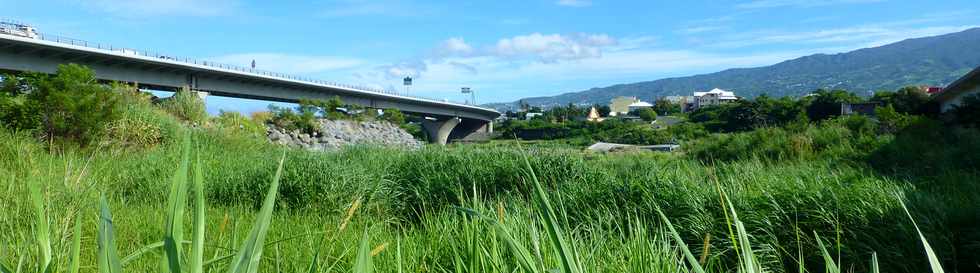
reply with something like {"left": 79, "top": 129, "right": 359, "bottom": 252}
{"left": 0, "top": 32, "right": 498, "bottom": 144}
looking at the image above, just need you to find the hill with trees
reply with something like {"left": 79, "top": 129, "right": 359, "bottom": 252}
{"left": 488, "top": 27, "right": 980, "bottom": 110}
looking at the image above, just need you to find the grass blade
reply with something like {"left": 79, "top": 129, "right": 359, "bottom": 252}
{"left": 654, "top": 207, "right": 706, "bottom": 273}
{"left": 163, "top": 135, "right": 192, "bottom": 273}
{"left": 813, "top": 232, "right": 839, "bottom": 273}
{"left": 899, "top": 200, "right": 945, "bottom": 273}
{"left": 225, "top": 152, "right": 285, "bottom": 273}
{"left": 189, "top": 151, "right": 206, "bottom": 273}
{"left": 518, "top": 148, "right": 581, "bottom": 273}
{"left": 97, "top": 195, "right": 122, "bottom": 273}
{"left": 69, "top": 214, "right": 82, "bottom": 273}
{"left": 29, "top": 180, "right": 51, "bottom": 272}
{"left": 0, "top": 261, "right": 11, "bottom": 273}
{"left": 353, "top": 230, "right": 373, "bottom": 273}
{"left": 870, "top": 252, "right": 879, "bottom": 273}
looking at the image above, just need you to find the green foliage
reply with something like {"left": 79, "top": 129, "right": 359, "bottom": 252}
{"left": 496, "top": 28, "right": 980, "bottom": 107}
{"left": 805, "top": 89, "right": 862, "bottom": 121}
{"left": 26, "top": 64, "right": 124, "bottom": 144}
{"left": 380, "top": 108, "right": 406, "bottom": 125}
{"left": 950, "top": 94, "right": 980, "bottom": 128}
{"left": 636, "top": 107, "right": 658, "bottom": 122}
{"left": 159, "top": 88, "right": 208, "bottom": 125}
{"left": 213, "top": 111, "right": 266, "bottom": 138}
{"left": 652, "top": 98, "right": 682, "bottom": 115}
{"left": 874, "top": 105, "right": 913, "bottom": 134}
{"left": 871, "top": 86, "right": 932, "bottom": 115}
{"left": 688, "top": 95, "right": 809, "bottom": 133}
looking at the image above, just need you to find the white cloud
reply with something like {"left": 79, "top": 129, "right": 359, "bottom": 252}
{"left": 712, "top": 24, "right": 978, "bottom": 49}
{"left": 208, "top": 53, "right": 365, "bottom": 75}
{"left": 80, "top": 0, "right": 239, "bottom": 17}
{"left": 556, "top": 0, "right": 592, "bottom": 7}
{"left": 736, "top": 0, "right": 883, "bottom": 9}
{"left": 489, "top": 33, "right": 617, "bottom": 62}
{"left": 434, "top": 37, "right": 475, "bottom": 57}
{"left": 680, "top": 26, "right": 726, "bottom": 34}
{"left": 377, "top": 60, "right": 427, "bottom": 79}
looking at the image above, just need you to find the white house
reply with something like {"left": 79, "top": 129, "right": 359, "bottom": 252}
{"left": 627, "top": 101, "right": 654, "bottom": 113}
{"left": 691, "top": 88, "right": 738, "bottom": 110}
{"left": 934, "top": 66, "right": 980, "bottom": 113}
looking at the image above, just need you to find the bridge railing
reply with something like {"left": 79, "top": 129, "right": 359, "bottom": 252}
{"left": 5, "top": 26, "right": 476, "bottom": 106}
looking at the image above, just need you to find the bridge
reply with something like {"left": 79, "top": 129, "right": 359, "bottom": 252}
{"left": 0, "top": 31, "right": 498, "bottom": 145}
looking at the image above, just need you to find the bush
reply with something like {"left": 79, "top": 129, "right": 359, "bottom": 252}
{"left": 158, "top": 88, "right": 207, "bottom": 125}
{"left": 636, "top": 107, "right": 657, "bottom": 122}
{"left": 381, "top": 108, "right": 406, "bottom": 125}
{"left": 212, "top": 110, "right": 266, "bottom": 138}
{"left": 29, "top": 64, "right": 122, "bottom": 144}
{"left": 950, "top": 94, "right": 980, "bottom": 128}
{"left": 0, "top": 92, "right": 41, "bottom": 131}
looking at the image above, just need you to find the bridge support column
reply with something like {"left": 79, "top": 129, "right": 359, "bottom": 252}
{"left": 422, "top": 117, "right": 460, "bottom": 145}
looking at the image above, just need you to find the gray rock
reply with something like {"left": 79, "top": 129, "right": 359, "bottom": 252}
{"left": 267, "top": 119, "right": 422, "bottom": 151}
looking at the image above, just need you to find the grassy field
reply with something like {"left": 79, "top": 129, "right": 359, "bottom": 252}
{"left": 2, "top": 119, "right": 977, "bottom": 273}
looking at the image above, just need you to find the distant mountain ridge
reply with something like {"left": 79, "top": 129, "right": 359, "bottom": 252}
{"left": 486, "top": 27, "right": 980, "bottom": 111}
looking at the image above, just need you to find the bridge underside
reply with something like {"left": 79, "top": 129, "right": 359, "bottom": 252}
{"left": 0, "top": 38, "right": 498, "bottom": 144}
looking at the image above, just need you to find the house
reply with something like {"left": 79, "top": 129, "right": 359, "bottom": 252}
{"left": 627, "top": 101, "right": 654, "bottom": 113}
{"left": 524, "top": 112, "right": 543, "bottom": 120}
{"left": 609, "top": 96, "right": 639, "bottom": 116}
{"left": 686, "top": 88, "right": 737, "bottom": 111}
{"left": 934, "top": 66, "right": 980, "bottom": 113}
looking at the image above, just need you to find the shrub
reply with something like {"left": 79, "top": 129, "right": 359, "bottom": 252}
{"left": 268, "top": 105, "right": 319, "bottom": 135}
{"left": 950, "top": 94, "right": 980, "bottom": 129}
{"left": 104, "top": 98, "right": 182, "bottom": 148}
{"left": 158, "top": 88, "right": 207, "bottom": 125}
{"left": 381, "top": 108, "right": 406, "bottom": 125}
{"left": 30, "top": 64, "right": 122, "bottom": 144}
{"left": 250, "top": 111, "right": 273, "bottom": 124}
{"left": 0, "top": 92, "right": 41, "bottom": 131}
{"left": 212, "top": 110, "right": 266, "bottom": 138}
{"left": 636, "top": 107, "right": 657, "bottom": 122}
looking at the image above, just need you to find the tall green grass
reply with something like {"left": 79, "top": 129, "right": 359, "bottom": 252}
{"left": 0, "top": 125, "right": 975, "bottom": 272}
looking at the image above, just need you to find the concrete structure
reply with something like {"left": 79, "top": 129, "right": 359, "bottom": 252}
{"left": 0, "top": 30, "right": 498, "bottom": 145}
{"left": 586, "top": 142, "right": 679, "bottom": 153}
{"left": 935, "top": 66, "right": 980, "bottom": 113}
{"left": 841, "top": 102, "right": 881, "bottom": 116}
{"left": 609, "top": 96, "right": 639, "bottom": 116}
{"left": 691, "top": 88, "right": 737, "bottom": 110}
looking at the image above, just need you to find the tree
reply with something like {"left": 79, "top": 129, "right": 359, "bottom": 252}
{"left": 593, "top": 104, "right": 611, "bottom": 117}
{"left": 652, "top": 99, "right": 681, "bottom": 115}
{"left": 32, "top": 64, "right": 122, "bottom": 143}
{"left": 871, "top": 86, "right": 930, "bottom": 114}
{"left": 637, "top": 107, "right": 657, "bottom": 122}
{"left": 381, "top": 108, "right": 406, "bottom": 125}
{"left": 805, "top": 89, "right": 862, "bottom": 121}
{"left": 951, "top": 94, "right": 980, "bottom": 128}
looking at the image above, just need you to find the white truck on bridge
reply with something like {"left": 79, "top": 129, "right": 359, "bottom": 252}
{"left": 0, "top": 21, "right": 38, "bottom": 39}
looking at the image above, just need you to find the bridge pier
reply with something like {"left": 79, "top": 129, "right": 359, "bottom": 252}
{"left": 422, "top": 117, "right": 461, "bottom": 145}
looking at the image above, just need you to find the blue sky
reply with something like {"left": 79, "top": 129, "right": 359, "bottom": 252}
{"left": 3, "top": 0, "right": 978, "bottom": 113}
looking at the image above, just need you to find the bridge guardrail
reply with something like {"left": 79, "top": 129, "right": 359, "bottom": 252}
{"left": 4, "top": 26, "right": 477, "bottom": 107}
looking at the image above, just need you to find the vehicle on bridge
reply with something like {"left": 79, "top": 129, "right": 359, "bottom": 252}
{"left": 0, "top": 21, "right": 38, "bottom": 39}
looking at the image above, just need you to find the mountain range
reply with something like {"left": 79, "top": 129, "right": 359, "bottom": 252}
{"left": 486, "top": 27, "right": 980, "bottom": 111}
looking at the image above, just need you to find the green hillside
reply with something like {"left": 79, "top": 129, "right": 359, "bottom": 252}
{"left": 490, "top": 27, "right": 980, "bottom": 110}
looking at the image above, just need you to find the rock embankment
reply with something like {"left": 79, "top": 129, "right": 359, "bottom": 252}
{"left": 267, "top": 119, "right": 422, "bottom": 151}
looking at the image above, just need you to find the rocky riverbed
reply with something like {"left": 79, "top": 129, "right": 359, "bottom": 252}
{"left": 267, "top": 119, "right": 422, "bottom": 151}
